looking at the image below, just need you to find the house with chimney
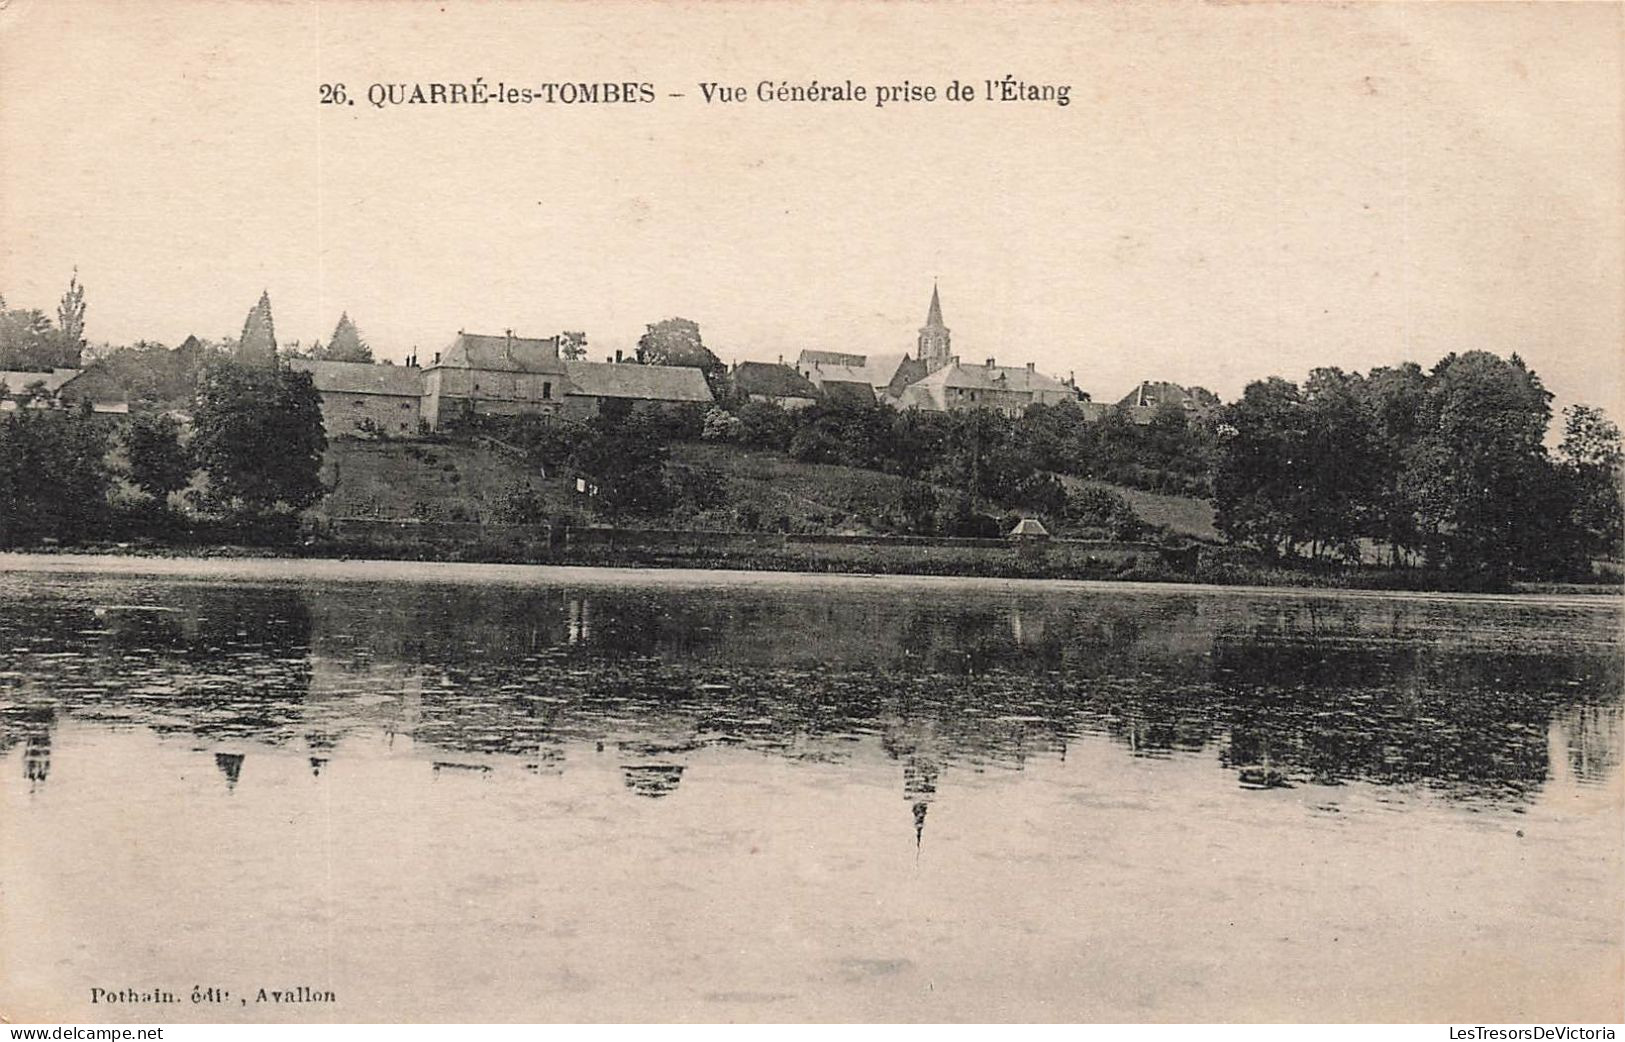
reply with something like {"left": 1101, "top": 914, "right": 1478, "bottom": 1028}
{"left": 422, "top": 330, "right": 568, "bottom": 428}
{"left": 289, "top": 358, "right": 424, "bottom": 435}
{"left": 295, "top": 329, "right": 714, "bottom": 433}
{"left": 1078, "top": 380, "right": 1222, "bottom": 425}
{"left": 730, "top": 360, "right": 821, "bottom": 410}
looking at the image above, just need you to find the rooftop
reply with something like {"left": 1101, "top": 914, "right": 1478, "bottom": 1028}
{"left": 733, "top": 361, "right": 819, "bottom": 399}
{"left": 564, "top": 361, "right": 713, "bottom": 402}
{"left": 289, "top": 359, "right": 425, "bottom": 396}
{"left": 435, "top": 331, "right": 564, "bottom": 373}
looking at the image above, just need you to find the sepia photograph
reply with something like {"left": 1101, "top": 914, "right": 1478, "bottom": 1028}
{"left": 0, "top": 0, "right": 1621, "bottom": 1030}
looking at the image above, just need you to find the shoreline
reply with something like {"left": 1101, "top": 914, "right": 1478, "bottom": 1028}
{"left": 2, "top": 547, "right": 1620, "bottom": 603}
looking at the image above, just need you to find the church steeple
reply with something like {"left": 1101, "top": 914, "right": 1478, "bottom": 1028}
{"left": 918, "top": 283, "right": 952, "bottom": 373}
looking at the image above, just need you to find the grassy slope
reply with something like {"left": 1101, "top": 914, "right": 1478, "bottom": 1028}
{"left": 316, "top": 436, "right": 1218, "bottom": 539}
{"left": 318, "top": 439, "right": 559, "bottom": 523}
{"left": 670, "top": 442, "right": 950, "bottom": 532}
{"left": 1056, "top": 474, "right": 1218, "bottom": 541}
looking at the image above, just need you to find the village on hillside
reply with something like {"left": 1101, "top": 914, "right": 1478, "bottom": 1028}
{"left": 0, "top": 274, "right": 1618, "bottom": 589}
{"left": 3, "top": 284, "right": 1218, "bottom": 436}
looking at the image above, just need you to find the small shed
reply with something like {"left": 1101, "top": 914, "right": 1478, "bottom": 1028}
{"left": 1007, "top": 517, "right": 1051, "bottom": 539}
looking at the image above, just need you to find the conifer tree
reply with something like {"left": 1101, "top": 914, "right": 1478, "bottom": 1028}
{"left": 322, "top": 312, "right": 372, "bottom": 362}
{"left": 236, "top": 291, "right": 278, "bottom": 366}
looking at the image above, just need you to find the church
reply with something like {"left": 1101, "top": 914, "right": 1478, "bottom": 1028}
{"left": 795, "top": 286, "right": 1079, "bottom": 418}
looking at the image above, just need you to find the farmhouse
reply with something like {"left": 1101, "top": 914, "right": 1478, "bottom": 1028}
{"left": 288, "top": 359, "right": 424, "bottom": 435}
{"left": 897, "top": 358, "right": 1075, "bottom": 417}
{"left": 294, "top": 329, "right": 717, "bottom": 434}
{"left": 422, "top": 330, "right": 568, "bottom": 429}
{"left": 0, "top": 368, "right": 82, "bottom": 407}
{"left": 730, "top": 361, "right": 820, "bottom": 410}
{"left": 0, "top": 366, "right": 129, "bottom": 417}
{"left": 559, "top": 359, "right": 713, "bottom": 420}
{"left": 1078, "top": 380, "right": 1222, "bottom": 425}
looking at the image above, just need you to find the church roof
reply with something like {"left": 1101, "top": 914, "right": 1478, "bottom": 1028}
{"left": 436, "top": 331, "right": 565, "bottom": 373}
{"left": 798, "top": 348, "right": 869, "bottom": 369}
{"left": 564, "top": 361, "right": 713, "bottom": 403}
{"left": 822, "top": 380, "right": 877, "bottom": 407}
{"left": 913, "top": 360, "right": 1072, "bottom": 394}
{"left": 924, "top": 284, "right": 945, "bottom": 328}
{"left": 803, "top": 361, "right": 870, "bottom": 386}
{"left": 860, "top": 352, "right": 912, "bottom": 386}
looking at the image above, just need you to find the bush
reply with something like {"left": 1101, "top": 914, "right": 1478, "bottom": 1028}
{"left": 701, "top": 407, "right": 743, "bottom": 443}
{"left": 493, "top": 483, "right": 550, "bottom": 525}
{"left": 1065, "top": 485, "right": 1145, "bottom": 540}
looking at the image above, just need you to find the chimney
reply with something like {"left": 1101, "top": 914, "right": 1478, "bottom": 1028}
{"left": 1026, "top": 362, "right": 1035, "bottom": 372}
{"left": 615, "top": 349, "right": 623, "bottom": 363}
{"left": 985, "top": 357, "right": 996, "bottom": 369}
{"left": 433, "top": 351, "right": 441, "bottom": 365}
{"left": 777, "top": 354, "right": 783, "bottom": 366}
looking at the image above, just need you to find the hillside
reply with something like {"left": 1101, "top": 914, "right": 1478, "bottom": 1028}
{"left": 315, "top": 435, "right": 1218, "bottom": 539}
{"left": 318, "top": 439, "right": 553, "bottom": 523}
{"left": 1056, "top": 474, "right": 1218, "bottom": 542}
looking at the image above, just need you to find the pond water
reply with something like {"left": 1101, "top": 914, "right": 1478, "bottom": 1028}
{"left": 1, "top": 555, "right": 1620, "bottom": 1022}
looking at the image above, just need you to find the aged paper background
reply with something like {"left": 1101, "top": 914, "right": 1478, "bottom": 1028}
{"left": 1, "top": 0, "right": 1621, "bottom": 1024}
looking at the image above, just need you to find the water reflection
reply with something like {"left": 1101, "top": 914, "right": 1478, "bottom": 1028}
{"left": 1, "top": 573, "right": 1620, "bottom": 819}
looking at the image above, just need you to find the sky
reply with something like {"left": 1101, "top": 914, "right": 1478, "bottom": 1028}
{"left": 1, "top": 0, "right": 1620, "bottom": 422}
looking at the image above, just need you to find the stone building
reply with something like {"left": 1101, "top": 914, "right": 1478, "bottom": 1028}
{"left": 288, "top": 359, "right": 424, "bottom": 435}
{"left": 897, "top": 357, "right": 1076, "bottom": 417}
{"left": 294, "top": 329, "right": 715, "bottom": 433}
{"left": 730, "top": 361, "right": 820, "bottom": 410}
{"left": 421, "top": 330, "right": 567, "bottom": 429}
{"left": 1078, "top": 380, "right": 1222, "bottom": 425}
{"left": 0, "top": 366, "right": 128, "bottom": 417}
{"left": 558, "top": 359, "right": 713, "bottom": 420}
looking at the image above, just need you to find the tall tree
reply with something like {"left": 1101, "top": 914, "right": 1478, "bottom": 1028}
{"left": 636, "top": 318, "right": 726, "bottom": 390}
{"left": 0, "top": 411, "right": 111, "bottom": 544}
{"left": 321, "top": 312, "right": 372, "bottom": 362}
{"left": 1407, "top": 351, "right": 1554, "bottom": 576}
{"left": 1558, "top": 404, "right": 1624, "bottom": 560}
{"left": 55, "top": 269, "right": 86, "bottom": 368}
{"left": 191, "top": 360, "right": 326, "bottom": 513}
{"left": 1300, "top": 367, "right": 1381, "bottom": 561}
{"left": 235, "top": 291, "right": 278, "bottom": 367}
{"left": 1212, "top": 377, "right": 1310, "bottom": 558}
{"left": 122, "top": 413, "right": 193, "bottom": 503}
{"left": 559, "top": 331, "right": 588, "bottom": 361}
{"left": 0, "top": 301, "right": 59, "bottom": 371}
{"left": 1357, "top": 363, "right": 1429, "bottom": 564}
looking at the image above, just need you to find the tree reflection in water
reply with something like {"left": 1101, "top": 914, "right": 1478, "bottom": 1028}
{"left": 0, "top": 574, "right": 1619, "bottom": 812}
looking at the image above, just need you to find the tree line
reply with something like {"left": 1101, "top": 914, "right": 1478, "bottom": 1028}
{"left": 1212, "top": 351, "right": 1622, "bottom": 579}
{"left": 0, "top": 359, "right": 326, "bottom": 547}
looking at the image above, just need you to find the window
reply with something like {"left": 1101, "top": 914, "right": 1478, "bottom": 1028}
{"left": 543, "top": 381, "right": 552, "bottom": 400}
{"left": 400, "top": 402, "right": 411, "bottom": 410}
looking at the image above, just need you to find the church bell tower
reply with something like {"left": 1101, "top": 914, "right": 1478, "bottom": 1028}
{"left": 917, "top": 284, "right": 952, "bottom": 373}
